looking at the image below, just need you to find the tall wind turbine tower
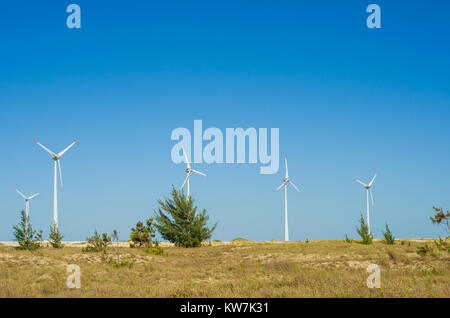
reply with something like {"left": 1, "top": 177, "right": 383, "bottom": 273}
{"left": 354, "top": 173, "right": 377, "bottom": 235}
{"left": 34, "top": 139, "right": 78, "bottom": 229}
{"left": 179, "top": 143, "right": 208, "bottom": 198}
{"left": 274, "top": 156, "right": 301, "bottom": 241}
{"left": 15, "top": 188, "right": 40, "bottom": 233}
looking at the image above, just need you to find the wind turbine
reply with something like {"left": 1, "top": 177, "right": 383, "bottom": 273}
{"left": 274, "top": 156, "right": 301, "bottom": 241}
{"left": 15, "top": 188, "right": 40, "bottom": 233}
{"left": 34, "top": 139, "right": 78, "bottom": 229}
{"left": 354, "top": 173, "right": 377, "bottom": 235}
{"left": 179, "top": 143, "right": 207, "bottom": 198}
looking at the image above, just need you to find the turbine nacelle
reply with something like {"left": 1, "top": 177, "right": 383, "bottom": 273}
{"left": 354, "top": 173, "right": 377, "bottom": 191}
{"left": 274, "top": 155, "right": 301, "bottom": 242}
{"left": 179, "top": 143, "right": 208, "bottom": 196}
{"left": 15, "top": 188, "right": 40, "bottom": 202}
{"left": 354, "top": 173, "right": 378, "bottom": 236}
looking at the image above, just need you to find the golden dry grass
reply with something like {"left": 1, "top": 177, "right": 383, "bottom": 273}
{"left": 0, "top": 239, "right": 448, "bottom": 298}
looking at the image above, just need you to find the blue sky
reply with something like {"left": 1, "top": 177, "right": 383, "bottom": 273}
{"left": 0, "top": 1, "right": 449, "bottom": 241}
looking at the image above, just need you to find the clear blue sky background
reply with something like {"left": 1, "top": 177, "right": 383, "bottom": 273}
{"left": 1, "top": 1, "right": 449, "bottom": 241}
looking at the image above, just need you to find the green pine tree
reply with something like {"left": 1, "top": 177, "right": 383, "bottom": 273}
{"left": 49, "top": 223, "right": 64, "bottom": 248}
{"left": 13, "top": 210, "right": 39, "bottom": 250}
{"left": 154, "top": 187, "right": 217, "bottom": 248}
{"left": 382, "top": 223, "right": 395, "bottom": 245}
{"left": 356, "top": 214, "right": 373, "bottom": 245}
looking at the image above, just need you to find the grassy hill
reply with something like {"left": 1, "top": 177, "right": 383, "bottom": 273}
{"left": 0, "top": 239, "right": 448, "bottom": 297}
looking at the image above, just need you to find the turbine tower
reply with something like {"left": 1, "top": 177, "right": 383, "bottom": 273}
{"left": 34, "top": 139, "right": 78, "bottom": 229}
{"left": 15, "top": 188, "right": 40, "bottom": 233}
{"left": 354, "top": 173, "right": 377, "bottom": 235}
{"left": 179, "top": 143, "right": 207, "bottom": 198}
{"left": 274, "top": 156, "right": 301, "bottom": 241}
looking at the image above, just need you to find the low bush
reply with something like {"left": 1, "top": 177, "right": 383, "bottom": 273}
{"left": 434, "top": 237, "right": 449, "bottom": 252}
{"left": 83, "top": 230, "right": 111, "bottom": 253}
{"left": 145, "top": 243, "right": 167, "bottom": 257}
{"left": 382, "top": 223, "right": 395, "bottom": 245}
{"left": 112, "top": 260, "right": 134, "bottom": 268}
{"left": 344, "top": 234, "right": 353, "bottom": 243}
{"left": 416, "top": 244, "right": 434, "bottom": 256}
{"left": 130, "top": 219, "right": 156, "bottom": 248}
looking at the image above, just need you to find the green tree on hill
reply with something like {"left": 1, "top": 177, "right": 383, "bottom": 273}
{"left": 130, "top": 218, "right": 156, "bottom": 248}
{"left": 154, "top": 187, "right": 217, "bottom": 248}
{"left": 13, "top": 210, "right": 40, "bottom": 250}
{"left": 356, "top": 214, "right": 373, "bottom": 245}
{"left": 49, "top": 223, "right": 64, "bottom": 248}
{"left": 382, "top": 223, "right": 395, "bottom": 245}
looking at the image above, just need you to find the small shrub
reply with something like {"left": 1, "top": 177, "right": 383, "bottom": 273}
{"left": 49, "top": 223, "right": 64, "bottom": 248}
{"left": 111, "top": 229, "right": 121, "bottom": 263}
{"left": 35, "top": 230, "right": 44, "bottom": 248}
{"left": 401, "top": 240, "right": 405, "bottom": 245}
{"left": 387, "top": 250, "right": 397, "bottom": 262}
{"left": 434, "top": 237, "right": 449, "bottom": 252}
{"left": 305, "top": 238, "right": 310, "bottom": 244}
{"left": 382, "top": 223, "right": 395, "bottom": 245}
{"left": 416, "top": 244, "right": 434, "bottom": 256}
{"left": 145, "top": 243, "right": 167, "bottom": 256}
{"left": 344, "top": 234, "right": 353, "bottom": 243}
{"left": 113, "top": 260, "right": 134, "bottom": 268}
{"left": 83, "top": 230, "right": 111, "bottom": 252}
{"left": 130, "top": 219, "right": 156, "bottom": 248}
{"left": 356, "top": 214, "right": 373, "bottom": 245}
{"left": 13, "top": 210, "right": 40, "bottom": 250}
{"left": 421, "top": 267, "right": 438, "bottom": 276}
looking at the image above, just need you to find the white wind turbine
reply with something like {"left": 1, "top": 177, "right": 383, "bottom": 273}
{"left": 15, "top": 188, "right": 40, "bottom": 233}
{"left": 274, "top": 156, "right": 301, "bottom": 241}
{"left": 34, "top": 139, "right": 78, "bottom": 229}
{"left": 179, "top": 143, "right": 208, "bottom": 198}
{"left": 354, "top": 173, "right": 377, "bottom": 235}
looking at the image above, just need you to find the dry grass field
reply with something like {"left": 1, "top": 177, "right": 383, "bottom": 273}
{"left": 0, "top": 239, "right": 448, "bottom": 298}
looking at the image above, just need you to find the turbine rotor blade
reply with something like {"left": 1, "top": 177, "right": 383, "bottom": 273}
{"left": 354, "top": 178, "right": 368, "bottom": 187}
{"left": 34, "top": 140, "right": 57, "bottom": 157}
{"left": 191, "top": 169, "right": 208, "bottom": 178}
{"left": 58, "top": 139, "right": 78, "bottom": 157}
{"left": 180, "top": 143, "right": 191, "bottom": 169}
{"left": 15, "top": 188, "right": 27, "bottom": 200}
{"left": 58, "top": 160, "right": 63, "bottom": 192}
{"left": 288, "top": 180, "right": 301, "bottom": 194}
{"left": 29, "top": 193, "right": 40, "bottom": 200}
{"left": 285, "top": 155, "right": 289, "bottom": 178}
{"left": 274, "top": 182, "right": 285, "bottom": 192}
{"left": 369, "top": 173, "right": 378, "bottom": 187}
